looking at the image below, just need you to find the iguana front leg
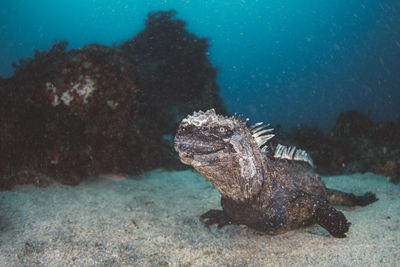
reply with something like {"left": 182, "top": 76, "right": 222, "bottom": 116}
{"left": 289, "top": 193, "right": 351, "bottom": 238}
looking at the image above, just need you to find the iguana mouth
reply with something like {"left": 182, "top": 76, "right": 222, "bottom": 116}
{"left": 174, "top": 137, "right": 225, "bottom": 155}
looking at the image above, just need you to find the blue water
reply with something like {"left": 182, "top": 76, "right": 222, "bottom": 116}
{"left": 1, "top": 0, "right": 399, "bottom": 131}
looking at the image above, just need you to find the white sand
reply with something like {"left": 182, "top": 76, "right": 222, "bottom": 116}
{"left": 0, "top": 170, "right": 399, "bottom": 266}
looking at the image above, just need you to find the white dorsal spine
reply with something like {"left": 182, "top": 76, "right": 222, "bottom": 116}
{"left": 250, "top": 122, "right": 275, "bottom": 149}
{"left": 273, "top": 144, "right": 314, "bottom": 167}
{"left": 249, "top": 122, "right": 314, "bottom": 167}
{"left": 249, "top": 122, "right": 264, "bottom": 130}
{"left": 252, "top": 124, "right": 272, "bottom": 133}
{"left": 253, "top": 129, "right": 274, "bottom": 138}
{"left": 254, "top": 134, "right": 275, "bottom": 147}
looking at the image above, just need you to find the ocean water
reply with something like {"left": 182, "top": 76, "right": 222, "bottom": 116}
{"left": 1, "top": 0, "right": 399, "bottom": 130}
{"left": 1, "top": 1, "right": 400, "bottom": 266}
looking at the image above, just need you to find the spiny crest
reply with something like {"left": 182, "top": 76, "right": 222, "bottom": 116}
{"left": 273, "top": 144, "right": 314, "bottom": 167}
{"left": 184, "top": 109, "right": 247, "bottom": 127}
{"left": 231, "top": 112, "right": 249, "bottom": 125}
{"left": 249, "top": 122, "right": 275, "bottom": 151}
{"left": 183, "top": 109, "right": 217, "bottom": 126}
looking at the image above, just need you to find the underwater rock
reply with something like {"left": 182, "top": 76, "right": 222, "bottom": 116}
{"left": 0, "top": 170, "right": 52, "bottom": 190}
{"left": 0, "top": 10, "right": 228, "bottom": 188}
{"left": 119, "top": 9, "right": 227, "bottom": 174}
{"left": 0, "top": 41, "right": 140, "bottom": 186}
{"left": 120, "top": 10, "right": 227, "bottom": 135}
{"left": 291, "top": 110, "right": 400, "bottom": 183}
{"left": 330, "top": 110, "right": 374, "bottom": 138}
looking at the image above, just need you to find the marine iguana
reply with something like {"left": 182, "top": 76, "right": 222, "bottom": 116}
{"left": 174, "top": 109, "right": 377, "bottom": 238}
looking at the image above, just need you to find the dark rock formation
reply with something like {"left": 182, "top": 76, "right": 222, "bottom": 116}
{"left": 0, "top": 10, "right": 227, "bottom": 189}
{"left": 292, "top": 110, "right": 400, "bottom": 183}
{"left": 331, "top": 110, "right": 374, "bottom": 138}
{"left": 120, "top": 10, "right": 228, "bottom": 175}
{"left": 0, "top": 41, "right": 140, "bottom": 187}
{"left": 120, "top": 10, "right": 227, "bottom": 134}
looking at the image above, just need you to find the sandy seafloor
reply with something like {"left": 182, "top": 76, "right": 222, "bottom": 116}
{"left": 0, "top": 169, "right": 399, "bottom": 266}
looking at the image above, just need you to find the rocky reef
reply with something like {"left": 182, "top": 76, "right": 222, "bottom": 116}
{"left": 119, "top": 10, "right": 227, "bottom": 173}
{"left": 120, "top": 10, "right": 226, "bottom": 134}
{"left": 0, "top": 41, "right": 140, "bottom": 188}
{"left": 290, "top": 110, "right": 400, "bottom": 183}
{"left": 0, "top": 10, "right": 226, "bottom": 189}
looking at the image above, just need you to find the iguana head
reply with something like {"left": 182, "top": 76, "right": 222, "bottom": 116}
{"left": 174, "top": 109, "right": 238, "bottom": 167}
{"left": 174, "top": 109, "right": 274, "bottom": 199}
{"left": 174, "top": 108, "right": 275, "bottom": 165}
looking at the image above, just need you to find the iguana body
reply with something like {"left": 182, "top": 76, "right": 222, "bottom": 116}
{"left": 174, "top": 109, "right": 377, "bottom": 238}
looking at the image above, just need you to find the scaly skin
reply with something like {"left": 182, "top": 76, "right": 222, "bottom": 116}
{"left": 174, "top": 109, "right": 378, "bottom": 238}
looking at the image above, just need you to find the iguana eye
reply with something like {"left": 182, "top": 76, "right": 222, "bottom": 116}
{"left": 214, "top": 126, "right": 232, "bottom": 137}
